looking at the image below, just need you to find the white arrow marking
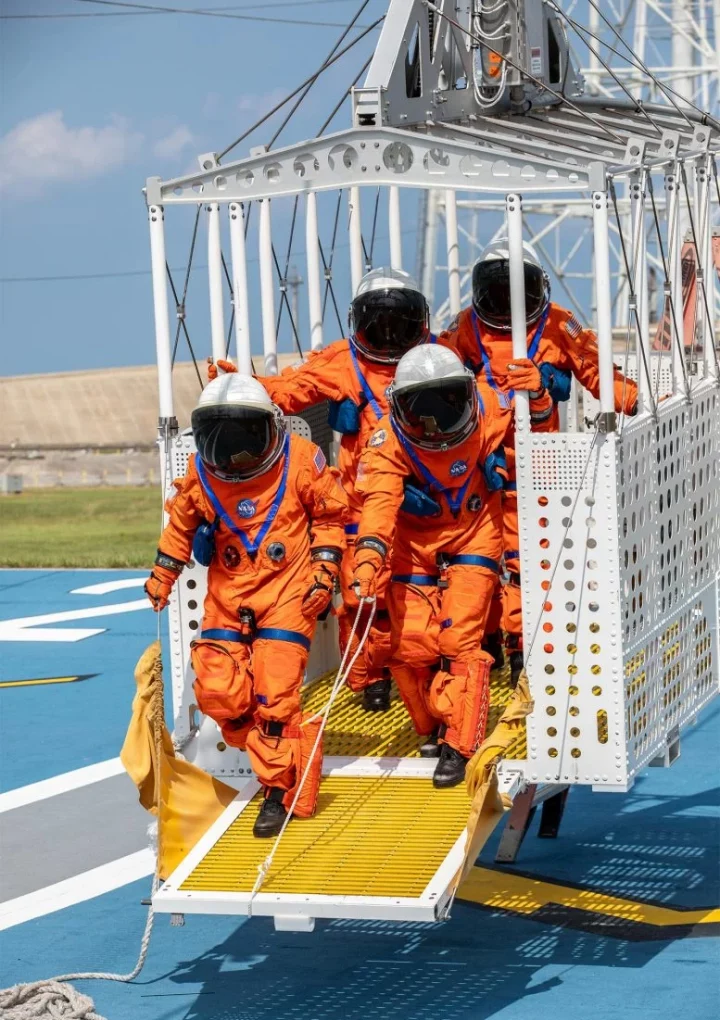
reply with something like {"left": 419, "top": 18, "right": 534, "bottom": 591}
{"left": 0, "top": 599, "right": 151, "bottom": 643}
{"left": 70, "top": 578, "right": 146, "bottom": 596}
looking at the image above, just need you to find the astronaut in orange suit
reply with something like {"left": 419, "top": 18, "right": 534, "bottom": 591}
{"left": 253, "top": 267, "right": 432, "bottom": 713}
{"left": 439, "top": 240, "right": 638, "bottom": 685}
{"left": 351, "top": 345, "right": 512, "bottom": 788}
{"left": 144, "top": 374, "right": 347, "bottom": 838}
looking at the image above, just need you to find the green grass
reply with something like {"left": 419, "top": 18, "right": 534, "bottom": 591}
{"left": 0, "top": 487, "right": 163, "bottom": 568}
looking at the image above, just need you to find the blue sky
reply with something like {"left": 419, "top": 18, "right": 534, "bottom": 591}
{"left": 1, "top": 0, "right": 402, "bottom": 376}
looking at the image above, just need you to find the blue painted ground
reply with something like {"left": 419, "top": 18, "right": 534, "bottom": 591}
{"left": 1, "top": 570, "right": 718, "bottom": 1019}
{"left": 0, "top": 570, "right": 156, "bottom": 790}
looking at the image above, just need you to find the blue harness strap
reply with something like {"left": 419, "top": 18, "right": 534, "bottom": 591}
{"left": 256, "top": 627, "right": 311, "bottom": 651}
{"left": 200, "top": 628, "right": 245, "bottom": 642}
{"left": 505, "top": 481, "right": 518, "bottom": 492}
{"left": 200, "top": 626, "right": 310, "bottom": 651}
{"left": 390, "top": 418, "right": 476, "bottom": 517}
{"left": 391, "top": 573, "right": 438, "bottom": 586}
{"left": 504, "top": 549, "right": 520, "bottom": 561}
{"left": 344, "top": 522, "right": 359, "bottom": 535}
{"left": 447, "top": 553, "right": 500, "bottom": 573}
{"left": 349, "top": 341, "right": 384, "bottom": 421}
{"left": 471, "top": 306, "right": 550, "bottom": 404}
{"left": 195, "top": 434, "right": 290, "bottom": 558}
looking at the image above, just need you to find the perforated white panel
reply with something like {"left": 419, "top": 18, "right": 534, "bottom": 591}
{"left": 581, "top": 352, "right": 702, "bottom": 425}
{"left": 514, "top": 382, "right": 720, "bottom": 792}
{"left": 159, "top": 418, "right": 339, "bottom": 777}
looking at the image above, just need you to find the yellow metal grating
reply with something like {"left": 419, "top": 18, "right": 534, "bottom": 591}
{"left": 180, "top": 777, "right": 470, "bottom": 898}
{"left": 302, "top": 664, "right": 526, "bottom": 760}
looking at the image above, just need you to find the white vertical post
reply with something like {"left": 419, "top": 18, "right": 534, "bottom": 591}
{"left": 445, "top": 189, "right": 461, "bottom": 316}
{"left": 148, "top": 204, "right": 174, "bottom": 419}
{"left": 207, "top": 202, "right": 226, "bottom": 364}
{"left": 506, "top": 193, "right": 530, "bottom": 432}
{"left": 389, "top": 186, "right": 403, "bottom": 269}
{"left": 630, "top": 172, "right": 651, "bottom": 411}
{"left": 592, "top": 187, "right": 617, "bottom": 421}
{"left": 699, "top": 156, "right": 717, "bottom": 380}
{"left": 665, "top": 164, "right": 686, "bottom": 396}
{"left": 349, "top": 186, "right": 364, "bottom": 293}
{"left": 588, "top": 0, "right": 601, "bottom": 94}
{"left": 305, "top": 192, "right": 324, "bottom": 350}
{"left": 420, "top": 189, "right": 439, "bottom": 309}
{"left": 259, "top": 199, "right": 278, "bottom": 375}
{"left": 229, "top": 202, "right": 252, "bottom": 374}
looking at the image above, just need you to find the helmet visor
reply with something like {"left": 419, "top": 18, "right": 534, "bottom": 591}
{"left": 351, "top": 289, "right": 429, "bottom": 363}
{"left": 393, "top": 379, "right": 475, "bottom": 445}
{"left": 191, "top": 406, "right": 276, "bottom": 477}
{"left": 472, "top": 258, "right": 547, "bottom": 328}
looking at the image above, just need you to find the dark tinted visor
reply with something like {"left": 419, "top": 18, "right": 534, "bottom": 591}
{"left": 191, "top": 405, "right": 274, "bottom": 474}
{"left": 472, "top": 258, "right": 546, "bottom": 327}
{"left": 351, "top": 289, "right": 428, "bottom": 359}
{"left": 394, "top": 379, "right": 473, "bottom": 439}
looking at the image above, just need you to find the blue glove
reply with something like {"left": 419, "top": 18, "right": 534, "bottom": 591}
{"left": 539, "top": 362, "right": 572, "bottom": 402}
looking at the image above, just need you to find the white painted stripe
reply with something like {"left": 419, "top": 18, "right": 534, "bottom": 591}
{"left": 0, "top": 758, "right": 125, "bottom": 814}
{"left": 70, "top": 578, "right": 145, "bottom": 596}
{"left": 0, "top": 598, "right": 150, "bottom": 642}
{"left": 0, "top": 850, "right": 155, "bottom": 930}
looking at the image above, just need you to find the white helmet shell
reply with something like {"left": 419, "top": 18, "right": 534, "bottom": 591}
{"left": 477, "top": 237, "right": 543, "bottom": 269}
{"left": 195, "top": 373, "right": 275, "bottom": 414}
{"left": 355, "top": 266, "right": 420, "bottom": 297}
{"left": 391, "top": 345, "right": 473, "bottom": 396}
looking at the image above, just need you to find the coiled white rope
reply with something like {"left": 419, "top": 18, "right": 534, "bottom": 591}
{"left": 249, "top": 596, "right": 376, "bottom": 904}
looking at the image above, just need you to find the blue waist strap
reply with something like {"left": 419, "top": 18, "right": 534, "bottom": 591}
{"left": 344, "top": 523, "right": 359, "bottom": 535}
{"left": 200, "top": 627, "right": 311, "bottom": 651}
{"left": 447, "top": 554, "right": 500, "bottom": 573}
{"left": 503, "top": 549, "right": 520, "bottom": 562}
{"left": 505, "top": 481, "right": 517, "bottom": 492}
{"left": 391, "top": 573, "right": 438, "bottom": 586}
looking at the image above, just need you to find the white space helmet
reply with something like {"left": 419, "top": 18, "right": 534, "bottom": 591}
{"left": 388, "top": 346, "right": 478, "bottom": 449}
{"left": 191, "top": 374, "right": 285, "bottom": 480}
{"left": 349, "top": 266, "right": 429, "bottom": 364}
{"left": 472, "top": 238, "right": 550, "bottom": 330}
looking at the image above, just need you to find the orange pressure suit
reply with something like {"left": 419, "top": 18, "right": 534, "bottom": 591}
{"left": 151, "top": 433, "right": 347, "bottom": 815}
{"left": 259, "top": 340, "right": 397, "bottom": 692}
{"left": 354, "top": 396, "right": 511, "bottom": 756}
{"left": 439, "top": 303, "right": 638, "bottom": 648}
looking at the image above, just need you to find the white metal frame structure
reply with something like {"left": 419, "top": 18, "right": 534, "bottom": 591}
{"left": 145, "top": 0, "right": 720, "bottom": 928}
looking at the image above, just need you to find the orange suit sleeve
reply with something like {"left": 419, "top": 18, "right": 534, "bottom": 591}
{"left": 258, "top": 342, "right": 348, "bottom": 413}
{"left": 355, "top": 425, "right": 409, "bottom": 553}
{"left": 549, "top": 310, "right": 638, "bottom": 415}
{"left": 295, "top": 438, "right": 349, "bottom": 552}
{"left": 157, "top": 459, "right": 206, "bottom": 564}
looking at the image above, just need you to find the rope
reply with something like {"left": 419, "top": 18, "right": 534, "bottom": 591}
{"left": 0, "top": 428, "right": 178, "bottom": 1016}
{"left": 248, "top": 597, "right": 376, "bottom": 905}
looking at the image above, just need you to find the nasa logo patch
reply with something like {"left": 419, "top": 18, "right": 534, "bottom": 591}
{"left": 236, "top": 499, "right": 257, "bottom": 519}
{"left": 450, "top": 459, "right": 468, "bottom": 477}
{"left": 369, "top": 429, "right": 387, "bottom": 447}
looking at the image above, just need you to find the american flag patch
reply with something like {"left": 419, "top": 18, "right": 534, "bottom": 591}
{"left": 564, "top": 315, "right": 582, "bottom": 339}
{"left": 313, "top": 446, "right": 327, "bottom": 474}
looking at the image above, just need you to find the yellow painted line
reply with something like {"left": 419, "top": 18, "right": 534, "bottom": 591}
{"left": 459, "top": 866, "right": 720, "bottom": 927}
{"left": 0, "top": 675, "right": 93, "bottom": 689}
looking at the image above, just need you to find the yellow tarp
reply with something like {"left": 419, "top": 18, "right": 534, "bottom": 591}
{"left": 121, "top": 641, "right": 237, "bottom": 879}
{"left": 452, "top": 675, "right": 534, "bottom": 892}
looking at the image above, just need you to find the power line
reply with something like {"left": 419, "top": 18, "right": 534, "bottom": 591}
{"left": 3, "top": 0, "right": 363, "bottom": 19}
{"left": 50, "top": 0, "right": 374, "bottom": 28}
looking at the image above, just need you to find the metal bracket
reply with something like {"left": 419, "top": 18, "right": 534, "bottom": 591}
{"left": 157, "top": 416, "right": 179, "bottom": 438}
{"left": 596, "top": 410, "right": 616, "bottom": 433}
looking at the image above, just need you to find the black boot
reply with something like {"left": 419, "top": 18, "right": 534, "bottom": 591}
{"left": 432, "top": 743, "right": 469, "bottom": 789}
{"left": 419, "top": 727, "right": 441, "bottom": 759}
{"left": 482, "top": 630, "right": 505, "bottom": 671}
{"left": 253, "top": 787, "right": 288, "bottom": 838}
{"left": 509, "top": 651, "right": 524, "bottom": 688}
{"left": 363, "top": 677, "right": 391, "bottom": 712}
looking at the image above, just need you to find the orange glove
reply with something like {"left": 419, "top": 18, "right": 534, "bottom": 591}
{"left": 351, "top": 543, "right": 385, "bottom": 600}
{"left": 144, "top": 563, "right": 181, "bottom": 612}
{"left": 506, "top": 358, "right": 543, "bottom": 393}
{"left": 301, "top": 560, "right": 340, "bottom": 620}
{"left": 207, "top": 358, "right": 238, "bottom": 381}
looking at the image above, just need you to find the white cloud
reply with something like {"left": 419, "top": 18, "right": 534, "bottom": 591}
{"left": 0, "top": 110, "right": 142, "bottom": 194}
{"left": 153, "top": 125, "right": 194, "bottom": 160}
